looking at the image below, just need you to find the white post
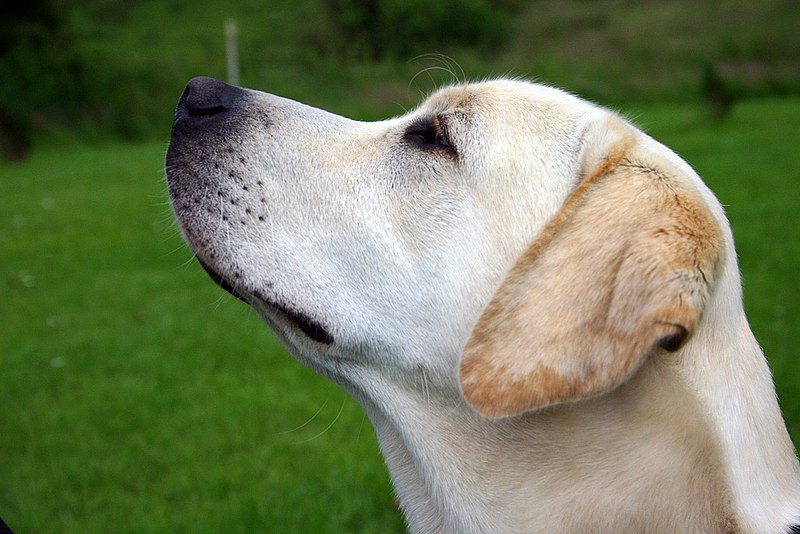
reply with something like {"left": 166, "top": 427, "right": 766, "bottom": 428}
{"left": 225, "top": 19, "right": 240, "bottom": 86}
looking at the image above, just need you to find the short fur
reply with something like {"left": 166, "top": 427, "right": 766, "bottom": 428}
{"left": 166, "top": 77, "right": 800, "bottom": 533}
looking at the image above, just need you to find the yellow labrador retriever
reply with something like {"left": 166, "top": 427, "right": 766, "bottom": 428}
{"left": 166, "top": 76, "right": 800, "bottom": 533}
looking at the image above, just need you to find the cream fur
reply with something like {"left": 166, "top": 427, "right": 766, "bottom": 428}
{"left": 166, "top": 78, "right": 800, "bottom": 533}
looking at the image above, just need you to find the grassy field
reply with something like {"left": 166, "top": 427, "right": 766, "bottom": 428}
{"left": 1, "top": 95, "right": 799, "bottom": 532}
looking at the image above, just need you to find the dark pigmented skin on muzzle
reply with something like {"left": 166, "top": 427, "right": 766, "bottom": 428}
{"left": 197, "top": 258, "right": 333, "bottom": 345}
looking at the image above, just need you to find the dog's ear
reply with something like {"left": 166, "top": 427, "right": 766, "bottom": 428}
{"left": 459, "top": 117, "right": 723, "bottom": 418}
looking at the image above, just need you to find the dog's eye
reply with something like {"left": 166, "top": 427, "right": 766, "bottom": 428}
{"left": 404, "top": 116, "right": 455, "bottom": 155}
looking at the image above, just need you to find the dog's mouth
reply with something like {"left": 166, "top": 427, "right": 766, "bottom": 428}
{"left": 197, "top": 258, "right": 248, "bottom": 303}
{"left": 196, "top": 258, "right": 334, "bottom": 345}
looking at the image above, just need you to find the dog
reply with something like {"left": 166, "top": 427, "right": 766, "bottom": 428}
{"left": 166, "top": 76, "right": 800, "bottom": 533}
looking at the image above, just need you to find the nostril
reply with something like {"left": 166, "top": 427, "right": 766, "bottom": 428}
{"left": 184, "top": 76, "right": 227, "bottom": 117}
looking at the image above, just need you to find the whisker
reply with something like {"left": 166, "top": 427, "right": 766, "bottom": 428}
{"left": 293, "top": 395, "right": 348, "bottom": 444}
{"left": 277, "top": 399, "right": 329, "bottom": 435}
{"left": 355, "top": 411, "right": 367, "bottom": 445}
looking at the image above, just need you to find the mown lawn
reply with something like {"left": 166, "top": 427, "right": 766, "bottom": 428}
{"left": 1, "top": 96, "right": 799, "bottom": 532}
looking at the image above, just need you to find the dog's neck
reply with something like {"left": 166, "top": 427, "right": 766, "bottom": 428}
{"left": 323, "top": 205, "right": 800, "bottom": 533}
{"left": 342, "top": 307, "right": 800, "bottom": 533}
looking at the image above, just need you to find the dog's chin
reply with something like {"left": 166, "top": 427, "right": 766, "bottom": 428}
{"left": 196, "top": 258, "right": 334, "bottom": 345}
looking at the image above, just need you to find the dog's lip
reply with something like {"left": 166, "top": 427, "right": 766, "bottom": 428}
{"left": 196, "top": 258, "right": 334, "bottom": 345}
{"left": 197, "top": 258, "right": 249, "bottom": 303}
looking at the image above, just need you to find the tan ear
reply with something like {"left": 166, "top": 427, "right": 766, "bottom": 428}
{"left": 459, "top": 119, "right": 723, "bottom": 418}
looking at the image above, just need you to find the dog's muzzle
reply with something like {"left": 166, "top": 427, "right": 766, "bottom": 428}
{"left": 166, "top": 77, "right": 335, "bottom": 346}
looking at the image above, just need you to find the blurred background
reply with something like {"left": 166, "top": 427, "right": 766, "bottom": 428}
{"left": 1, "top": 0, "right": 799, "bottom": 532}
{"left": 3, "top": 0, "right": 799, "bottom": 158}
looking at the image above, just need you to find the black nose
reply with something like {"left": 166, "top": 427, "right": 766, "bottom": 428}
{"left": 184, "top": 76, "right": 226, "bottom": 116}
{"left": 176, "top": 76, "right": 245, "bottom": 119}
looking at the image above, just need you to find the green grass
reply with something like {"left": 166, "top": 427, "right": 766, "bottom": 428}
{"left": 1, "top": 96, "right": 799, "bottom": 532}
{"left": 0, "top": 142, "right": 403, "bottom": 532}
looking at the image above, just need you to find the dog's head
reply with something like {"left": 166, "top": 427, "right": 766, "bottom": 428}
{"left": 166, "top": 77, "right": 722, "bottom": 417}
